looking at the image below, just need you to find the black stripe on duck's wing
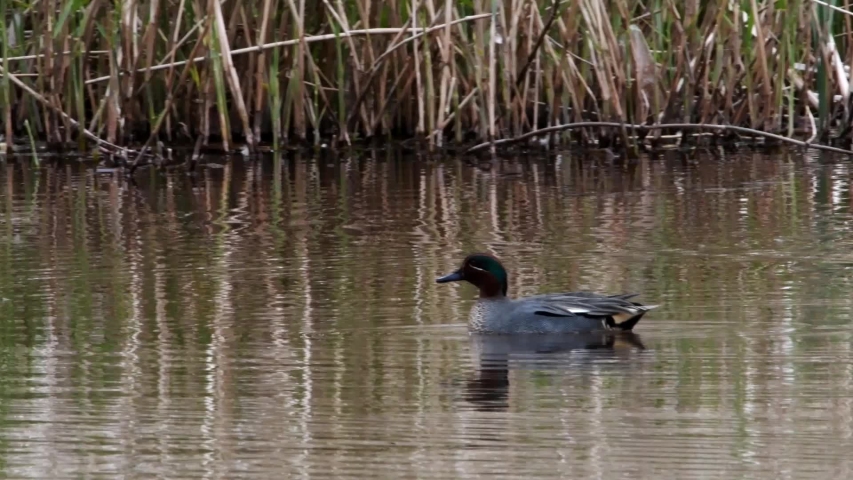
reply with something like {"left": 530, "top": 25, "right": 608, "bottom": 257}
{"left": 519, "top": 299, "right": 624, "bottom": 318}
{"left": 526, "top": 304, "right": 580, "bottom": 317}
{"left": 514, "top": 301, "right": 582, "bottom": 318}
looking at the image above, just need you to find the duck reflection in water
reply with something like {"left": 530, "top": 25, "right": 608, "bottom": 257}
{"left": 464, "top": 331, "right": 647, "bottom": 412}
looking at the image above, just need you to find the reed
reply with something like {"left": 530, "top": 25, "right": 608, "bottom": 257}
{"left": 1, "top": 0, "right": 852, "bottom": 155}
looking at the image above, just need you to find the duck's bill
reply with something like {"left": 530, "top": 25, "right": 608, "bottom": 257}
{"left": 436, "top": 271, "right": 464, "bottom": 283}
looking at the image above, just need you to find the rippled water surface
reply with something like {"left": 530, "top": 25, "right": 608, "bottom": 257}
{"left": 2, "top": 149, "right": 853, "bottom": 478}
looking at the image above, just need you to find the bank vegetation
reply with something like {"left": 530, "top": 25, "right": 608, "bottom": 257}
{"left": 0, "top": 0, "right": 851, "bottom": 160}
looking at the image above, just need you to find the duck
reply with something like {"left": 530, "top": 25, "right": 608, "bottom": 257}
{"left": 436, "top": 253, "right": 658, "bottom": 334}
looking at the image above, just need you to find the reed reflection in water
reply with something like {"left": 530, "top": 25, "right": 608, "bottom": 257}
{"left": 0, "top": 149, "right": 852, "bottom": 478}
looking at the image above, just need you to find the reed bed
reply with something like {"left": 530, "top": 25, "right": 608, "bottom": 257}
{"left": 0, "top": 0, "right": 852, "bottom": 158}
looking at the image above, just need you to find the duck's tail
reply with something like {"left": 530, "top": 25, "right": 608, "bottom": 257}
{"left": 609, "top": 303, "right": 659, "bottom": 331}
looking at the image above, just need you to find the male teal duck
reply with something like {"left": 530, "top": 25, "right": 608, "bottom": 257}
{"left": 436, "top": 253, "right": 658, "bottom": 334}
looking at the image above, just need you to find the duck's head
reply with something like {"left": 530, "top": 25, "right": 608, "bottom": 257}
{"left": 436, "top": 253, "right": 508, "bottom": 298}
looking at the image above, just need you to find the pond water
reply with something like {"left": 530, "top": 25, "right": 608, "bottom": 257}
{"left": 1, "top": 148, "right": 853, "bottom": 478}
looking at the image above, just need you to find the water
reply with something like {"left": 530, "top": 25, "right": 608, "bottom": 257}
{"left": 1, "top": 149, "right": 853, "bottom": 478}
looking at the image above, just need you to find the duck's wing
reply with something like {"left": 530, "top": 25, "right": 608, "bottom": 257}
{"left": 519, "top": 293, "right": 659, "bottom": 330}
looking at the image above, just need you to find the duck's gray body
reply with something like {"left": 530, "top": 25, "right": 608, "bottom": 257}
{"left": 466, "top": 292, "right": 656, "bottom": 334}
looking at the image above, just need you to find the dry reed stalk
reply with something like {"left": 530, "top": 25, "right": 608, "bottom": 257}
{"left": 212, "top": 0, "right": 254, "bottom": 149}
{"left": 1, "top": 0, "right": 12, "bottom": 145}
{"left": 422, "top": 10, "right": 436, "bottom": 143}
{"left": 39, "top": 0, "right": 55, "bottom": 141}
{"left": 163, "top": 0, "right": 190, "bottom": 139}
{"left": 628, "top": 25, "right": 657, "bottom": 126}
{"left": 326, "top": 0, "right": 369, "bottom": 133}
{"left": 302, "top": 46, "right": 330, "bottom": 143}
{"left": 106, "top": 15, "right": 121, "bottom": 144}
{"left": 487, "top": 0, "right": 497, "bottom": 148}
{"left": 59, "top": 32, "right": 72, "bottom": 144}
{"left": 845, "top": 0, "right": 853, "bottom": 109}
{"left": 253, "top": 0, "right": 274, "bottom": 141}
{"left": 120, "top": 0, "right": 138, "bottom": 111}
{"left": 750, "top": 0, "right": 773, "bottom": 129}
{"left": 498, "top": 0, "right": 513, "bottom": 136}
{"left": 352, "top": 0, "right": 378, "bottom": 130}
{"left": 467, "top": 2, "right": 485, "bottom": 139}
{"left": 517, "top": 2, "right": 536, "bottom": 131}
{"left": 140, "top": 0, "right": 161, "bottom": 86}
{"left": 412, "top": 0, "right": 425, "bottom": 135}
{"left": 291, "top": 0, "right": 306, "bottom": 139}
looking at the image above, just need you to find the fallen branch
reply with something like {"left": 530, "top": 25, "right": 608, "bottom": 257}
{"left": 464, "top": 121, "right": 853, "bottom": 155}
